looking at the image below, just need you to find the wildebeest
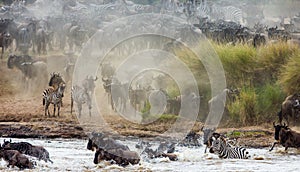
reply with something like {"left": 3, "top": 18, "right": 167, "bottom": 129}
{"left": 87, "top": 132, "right": 140, "bottom": 166}
{"left": 7, "top": 54, "right": 48, "bottom": 89}
{"left": 82, "top": 75, "right": 97, "bottom": 96}
{"left": 0, "top": 18, "right": 17, "bottom": 56}
{"left": 48, "top": 72, "right": 66, "bottom": 91}
{"left": 0, "top": 32, "right": 12, "bottom": 59}
{"left": 178, "top": 131, "right": 201, "bottom": 147}
{"left": 2, "top": 139, "right": 52, "bottom": 163}
{"left": 102, "top": 77, "right": 128, "bottom": 112}
{"left": 278, "top": 93, "right": 300, "bottom": 126}
{"left": 202, "top": 127, "right": 217, "bottom": 153}
{"left": 142, "top": 144, "right": 178, "bottom": 161}
{"left": 253, "top": 33, "right": 267, "bottom": 47}
{"left": 100, "top": 62, "right": 115, "bottom": 79}
{"left": 35, "top": 27, "right": 47, "bottom": 55}
{"left": 129, "top": 87, "right": 150, "bottom": 112}
{"left": 270, "top": 122, "right": 300, "bottom": 151}
{"left": 165, "top": 96, "right": 181, "bottom": 115}
{"left": 0, "top": 148, "right": 34, "bottom": 170}
{"left": 16, "top": 19, "right": 37, "bottom": 54}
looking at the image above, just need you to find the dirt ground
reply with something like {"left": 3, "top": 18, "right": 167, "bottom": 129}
{"left": 0, "top": 57, "right": 276, "bottom": 148}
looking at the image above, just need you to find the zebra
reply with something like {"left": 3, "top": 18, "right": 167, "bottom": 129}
{"left": 43, "top": 83, "right": 66, "bottom": 117}
{"left": 133, "top": 4, "right": 153, "bottom": 13}
{"left": 48, "top": 72, "right": 66, "bottom": 106}
{"left": 196, "top": 0, "right": 210, "bottom": 19}
{"left": 209, "top": 135, "right": 250, "bottom": 159}
{"left": 71, "top": 85, "right": 92, "bottom": 117}
{"left": 210, "top": 5, "right": 244, "bottom": 24}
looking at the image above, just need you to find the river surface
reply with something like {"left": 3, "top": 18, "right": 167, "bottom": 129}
{"left": 0, "top": 137, "right": 300, "bottom": 172}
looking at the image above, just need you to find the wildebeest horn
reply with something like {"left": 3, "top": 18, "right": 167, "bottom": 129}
{"left": 200, "top": 126, "right": 204, "bottom": 131}
{"left": 283, "top": 123, "right": 287, "bottom": 127}
{"left": 273, "top": 122, "right": 276, "bottom": 127}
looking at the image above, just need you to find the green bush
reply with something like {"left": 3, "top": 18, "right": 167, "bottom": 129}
{"left": 279, "top": 52, "right": 300, "bottom": 94}
{"left": 256, "top": 84, "right": 285, "bottom": 121}
{"left": 257, "top": 42, "right": 299, "bottom": 82}
{"left": 214, "top": 43, "right": 257, "bottom": 87}
{"left": 158, "top": 41, "right": 299, "bottom": 126}
{"left": 227, "top": 87, "right": 258, "bottom": 126}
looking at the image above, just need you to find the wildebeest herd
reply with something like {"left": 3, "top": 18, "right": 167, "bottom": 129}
{"left": 0, "top": 0, "right": 299, "bottom": 60}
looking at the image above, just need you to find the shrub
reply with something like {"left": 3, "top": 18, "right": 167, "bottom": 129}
{"left": 279, "top": 52, "right": 300, "bottom": 94}
{"left": 227, "top": 88, "right": 258, "bottom": 126}
{"left": 257, "top": 42, "right": 299, "bottom": 82}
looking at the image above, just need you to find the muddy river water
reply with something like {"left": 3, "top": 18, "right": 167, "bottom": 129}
{"left": 0, "top": 138, "right": 299, "bottom": 171}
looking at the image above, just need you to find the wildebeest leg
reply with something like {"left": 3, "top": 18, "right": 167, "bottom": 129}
{"left": 58, "top": 103, "right": 61, "bottom": 117}
{"left": 278, "top": 110, "right": 283, "bottom": 125}
{"left": 89, "top": 106, "right": 92, "bottom": 117}
{"left": 285, "top": 146, "right": 289, "bottom": 151}
{"left": 93, "top": 151, "right": 99, "bottom": 164}
{"left": 42, "top": 40, "right": 46, "bottom": 54}
{"left": 53, "top": 104, "right": 56, "bottom": 117}
{"left": 1, "top": 46, "right": 3, "bottom": 59}
{"left": 87, "top": 95, "right": 92, "bottom": 116}
{"left": 37, "top": 42, "right": 41, "bottom": 55}
{"left": 71, "top": 98, "right": 73, "bottom": 114}
{"left": 269, "top": 142, "right": 279, "bottom": 151}
{"left": 78, "top": 103, "right": 82, "bottom": 117}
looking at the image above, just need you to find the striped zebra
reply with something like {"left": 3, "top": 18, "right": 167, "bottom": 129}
{"left": 209, "top": 136, "right": 250, "bottom": 159}
{"left": 196, "top": 0, "right": 210, "bottom": 19}
{"left": 92, "top": 3, "right": 119, "bottom": 16}
{"left": 133, "top": 4, "right": 153, "bottom": 13}
{"left": 71, "top": 85, "right": 92, "bottom": 117}
{"left": 43, "top": 83, "right": 66, "bottom": 117}
{"left": 210, "top": 5, "right": 244, "bottom": 24}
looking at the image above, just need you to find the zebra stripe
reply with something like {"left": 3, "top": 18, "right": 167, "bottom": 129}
{"left": 211, "top": 5, "right": 243, "bottom": 24}
{"left": 133, "top": 4, "right": 153, "bottom": 13}
{"left": 91, "top": 4, "right": 118, "bottom": 15}
{"left": 210, "top": 136, "right": 249, "bottom": 159}
{"left": 71, "top": 85, "right": 92, "bottom": 117}
{"left": 196, "top": 0, "right": 210, "bottom": 18}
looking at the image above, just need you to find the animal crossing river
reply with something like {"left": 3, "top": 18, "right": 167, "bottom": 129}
{"left": 0, "top": 138, "right": 299, "bottom": 171}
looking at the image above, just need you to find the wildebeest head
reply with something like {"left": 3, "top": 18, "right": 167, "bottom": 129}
{"left": 273, "top": 122, "right": 289, "bottom": 140}
{"left": 7, "top": 55, "right": 33, "bottom": 69}
{"left": 87, "top": 138, "right": 98, "bottom": 151}
{"left": 2, "top": 139, "right": 12, "bottom": 148}
{"left": 83, "top": 75, "right": 97, "bottom": 93}
{"left": 7, "top": 54, "right": 17, "bottom": 69}
{"left": 49, "top": 72, "right": 65, "bottom": 89}
{"left": 202, "top": 127, "right": 216, "bottom": 146}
